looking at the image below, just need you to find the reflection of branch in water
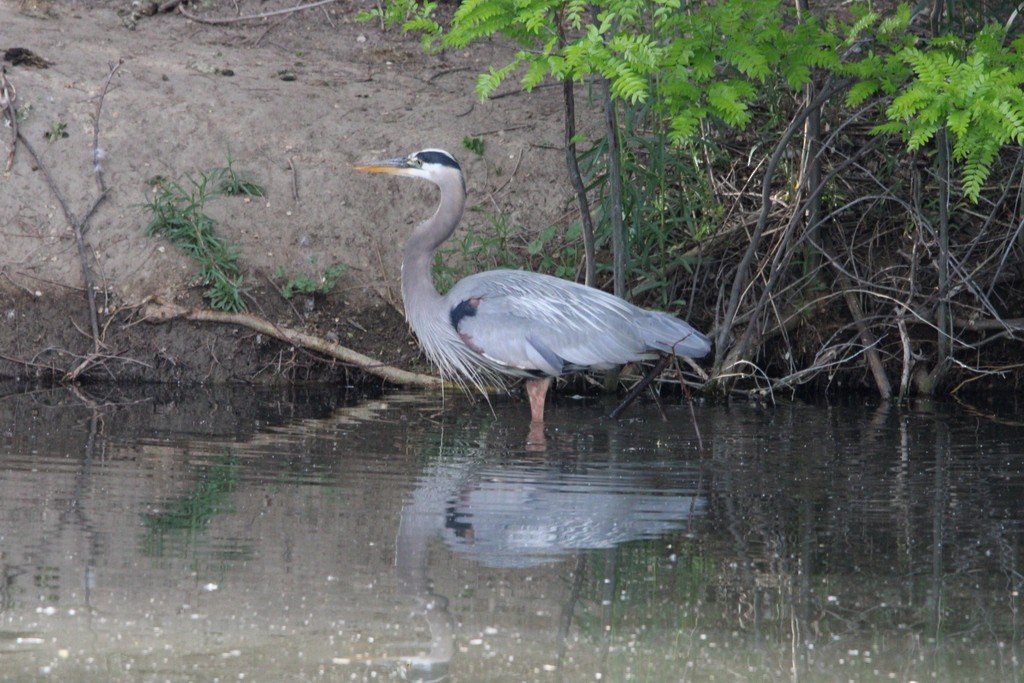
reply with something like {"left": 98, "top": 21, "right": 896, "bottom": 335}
{"left": 556, "top": 553, "right": 587, "bottom": 669}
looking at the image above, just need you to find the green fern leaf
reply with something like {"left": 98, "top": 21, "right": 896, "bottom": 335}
{"left": 846, "top": 80, "right": 879, "bottom": 107}
{"left": 961, "top": 145, "right": 996, "bottom": 202}
{"left": 669, "top": 109, "right": 704, "bottom": 142}
{"left": 610, "top": 62, "right": 650, "bottom": 104}
{"left": 521, "top": 56, "right": 551, "bottom": 91}
{"left": 706, "top": 81, "right": 752, "bottom": 127}
{"left": 475, "top": 60, "right": 521, "bottom": 99}
{"left": 946, "top": 108, "right": 970, "bottom": 138}
{"left": 847, "top": 10, "right": 879, "bottom": 43}
{"left": 996, "top": 99, "right": 1024, "bottom": 143}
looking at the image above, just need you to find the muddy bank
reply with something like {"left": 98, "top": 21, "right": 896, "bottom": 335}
{"left": 0, "top": 0, "right": 571, "bottom": 386}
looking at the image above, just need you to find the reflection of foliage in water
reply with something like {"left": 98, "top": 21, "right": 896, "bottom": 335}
{"left": 574, "top": 536, "right": 708, "bottom": 634}
{"left": 140, "top": 454, "right": 241, "bottom": 559}
{"left": 564, "top": 473, "right": 1023, "bottom": 683}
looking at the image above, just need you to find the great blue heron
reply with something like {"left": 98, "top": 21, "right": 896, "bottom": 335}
{"left": 354, "top": 148, "right": 711, "bottom": 424}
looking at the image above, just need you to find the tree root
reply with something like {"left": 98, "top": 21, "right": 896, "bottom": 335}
{"left": 140, "top": 298, "right": 444, "bottom": 389}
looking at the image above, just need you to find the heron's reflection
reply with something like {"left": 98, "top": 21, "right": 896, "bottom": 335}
{"left": 394, "top": 450, "right": 706, "bottom": 678}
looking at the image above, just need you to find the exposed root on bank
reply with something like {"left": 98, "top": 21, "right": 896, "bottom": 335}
{"left": 140, "top": 297, "right": 444, "bottom": 389}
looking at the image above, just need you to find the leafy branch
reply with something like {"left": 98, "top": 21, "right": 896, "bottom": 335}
{"left": 874, "top": 24, "right": 1024, "bottom": 201}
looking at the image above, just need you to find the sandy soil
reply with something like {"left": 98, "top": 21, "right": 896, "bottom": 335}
{"left": 0, "top": 0, "right": 572, "bottom": 385}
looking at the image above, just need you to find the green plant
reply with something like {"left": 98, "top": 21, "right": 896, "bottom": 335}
{"left": 142, "top": 172, "right": 247, "bottom": 312}
{"left": 275, "top": 259, "right": 349, "bottom": 300}
{"left": 581, "top": 108, "right": 711, "bottom": 309}
{"left": 210, "top": 151, "right": 266, "bottom": 197}
{"left": 872, "top": 24, "right": 1024, "bottom": 202}
{"left": 432, "top": 213, "right": 522, "bottom": 292}
{"left": 44, "top": 120, "right": 67, "bottom": 141}
{"left": 440, "top": 0, "right": 837, "bottom": 140}
{"left": 526, "top": 222, "right": 583, "bottom": 281}
{"left": 355, "top": 0, "right": 440, "bottom": 48}
{"left": 431, "top": 212, "right": 585, "bottom": 289}
{"left": 462, "top": 136, "right": 486, "bottom": 156}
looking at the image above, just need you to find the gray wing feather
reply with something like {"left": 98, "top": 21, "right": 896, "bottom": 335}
{"left": 447, "top": 270, "right": 710, "bottom": 376}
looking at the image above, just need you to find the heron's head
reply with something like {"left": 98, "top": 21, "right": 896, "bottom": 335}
{"left": 354, "top": 149, "right": 463, "bottom": 188}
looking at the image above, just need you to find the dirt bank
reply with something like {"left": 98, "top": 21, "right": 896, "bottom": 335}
{"left": 1, "top": 0, "right": 573, "bottom": 386}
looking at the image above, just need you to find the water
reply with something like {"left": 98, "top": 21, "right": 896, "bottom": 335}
{"left": 0, "top": 384, "right": 1021, "bottom": 682}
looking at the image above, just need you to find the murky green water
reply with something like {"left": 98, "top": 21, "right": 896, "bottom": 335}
{"left": 0, "top": 384, "right": 1021, "bottom": 682}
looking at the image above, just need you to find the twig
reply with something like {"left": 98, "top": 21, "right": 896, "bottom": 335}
{"left": 287, "top": 156, "right": 299, "bottom": 201}
{"left": 372, "top": 238, "right": 402, "bottom": 315}
{"left": 428, "top": 66, "right": 472, "bottom": 82}
{"left": 65, "top": 352, "right": 153, "bottom": 383}
{"left": 140, "top": 297, "right": 445, "bottom": 389}
{"left": 320, "top": 5, "right": 337, "bottom": 29}
{"left": 560, "top": 73, "right": 596, "bottom": 287}
{"left": 17, "top": 132, "right": 104, "bottom": 350}
{"left": 0, "top": 66, "right": 16, "bottom": 172}
{"left": 264, "top": 271, "right": 303, "bottom": 320}
{"left": 0, "top": 352, "right": 61, "bottom": 374}
{"left": 836, "top": 268, "right": 892, "bottom": 400}
{"left": 715, "top": 77, "right": 855, "bottom": 363}
{"left": 671, "top": 355, "right": 704, "bottom": 453}
{"left": 251, "top": 13, "right": 291, "bottom": 47}
{"left": 178, "top": 0, "right": 342, "bottom": 24}
{"left": 897, "top": 317, "right": 913, "bottom": 397}
{"left": 14, "top": 60, "right": 123, "bottom": 372}
{"left": 608, "top": 355, "right": 669, "bottom": 419}
{"left": 469, "top": 124, "right": 533, "bottom": 136}
{"left": 0, "top": 269, "right": 40, "bottom": 297}
{"left": 92, "top": 59, "right": 123, "bottom": 194}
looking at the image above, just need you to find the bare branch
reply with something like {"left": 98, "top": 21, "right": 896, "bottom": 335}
{"left": 140, "top": 297, "right": 447, "bottom": 389}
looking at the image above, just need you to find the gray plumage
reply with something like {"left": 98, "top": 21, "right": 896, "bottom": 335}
{"left": 355, "top": 148, "right": 711, "bottom": 423}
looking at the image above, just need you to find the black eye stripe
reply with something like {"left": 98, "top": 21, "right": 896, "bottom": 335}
{"left": 414, "top": 149, "right": 462, "bottom": 171}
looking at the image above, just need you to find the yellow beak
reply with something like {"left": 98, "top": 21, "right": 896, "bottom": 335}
{"left": 353, "top": 156, "right": 414, "bottom": 174}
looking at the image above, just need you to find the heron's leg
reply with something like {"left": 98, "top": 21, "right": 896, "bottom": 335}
{"left": 524, "top": 377, "right": 552, "bottom": 423}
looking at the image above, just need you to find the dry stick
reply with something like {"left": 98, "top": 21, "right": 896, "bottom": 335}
{"left": 287, "top": 157, "right": 299, "bottom": 201}
{"left": 177, "top": 0, "right": 341, "bottom": 24}
{"left": 897, "top": 317, "right": 912, "bottom": 398}
{"left": 16, "top": 61, "right": 124, "bottom": 382}
{"left": 17, "top": 134, "right": 103, "bottom": 348}
{"left": 741, "top": 142, "right": 881, "bottom": 350}
{"left": 557, "top": 22, "right": 596, "bottom": 289}
{"left": 671, "top": 355, "right": 704, "bottom": 452}
{"left": 720, "top": 82, "right": 871, "bottom": 391}
{"left": 562, "top": 79, "right": 596, "bottom": 287}
{"left": 92, "top": 59, "right": 123, "bottom": 195}
{"left": 1, "top": 67, "right": 16, "bottom": 172}
{"left": 608, "top": 355, "right": 670, "bottom": 419}
{"left": 252, "top": 12, "right": 291, "bottom": 47}
{"left": 844, "top": 134, "right": 1011, "bottom": 332}
{"left": 835, "top": 269, "right": 892, "bottom": 399}
{"left": 715, "top": 77, "right": 855, "bottom": 366}
{"left": 141, "top": 298, "right": 444, "bottom": 389}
